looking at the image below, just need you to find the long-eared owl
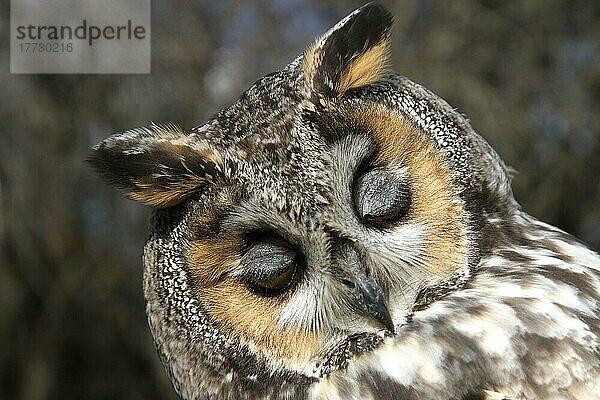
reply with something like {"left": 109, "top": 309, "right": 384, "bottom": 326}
{"left": 89, "top": 3, "right": 600, "bottom": 399}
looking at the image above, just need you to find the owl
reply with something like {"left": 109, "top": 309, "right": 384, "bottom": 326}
{"left": 89, "top": 3, "right": 600, "bottom": 400}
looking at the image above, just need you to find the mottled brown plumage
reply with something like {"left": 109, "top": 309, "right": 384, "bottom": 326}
{"left": 89, "top": 3, "right": 600, "bottom": 399}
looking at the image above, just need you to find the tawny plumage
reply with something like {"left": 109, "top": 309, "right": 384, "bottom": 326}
{"left": 89, "top": 3, "right": 600, "bottom": 399}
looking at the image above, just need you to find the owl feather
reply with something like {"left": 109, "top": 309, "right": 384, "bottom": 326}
{"left": 90, "top": 3, "right": 600, "bottom": 400}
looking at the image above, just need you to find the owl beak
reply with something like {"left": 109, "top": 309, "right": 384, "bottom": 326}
{"left": 348, "top": 274, "right": 395, "bottom": 334}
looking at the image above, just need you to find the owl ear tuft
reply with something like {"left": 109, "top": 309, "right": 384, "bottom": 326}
{"left": 88, "top": 123, "right": 224, "bottom": 208}
{"left": 302, "top": 2, "right": 393, "bottom": 102}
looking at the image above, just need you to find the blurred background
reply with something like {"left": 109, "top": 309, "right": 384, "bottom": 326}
{"left": 1, "top": 0, "right": 599, "bottom": 399}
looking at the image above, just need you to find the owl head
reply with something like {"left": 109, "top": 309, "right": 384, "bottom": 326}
{"left": 89, "top": 3, "right": 516, "bottom": 398}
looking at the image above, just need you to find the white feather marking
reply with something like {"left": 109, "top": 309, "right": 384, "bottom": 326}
{"left": 452, "top": 311, "right": 516, "bottom": 355}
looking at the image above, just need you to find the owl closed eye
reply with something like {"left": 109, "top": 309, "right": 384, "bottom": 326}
{"left": 90, "top": 3, "right": 600, "bottom": 400}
